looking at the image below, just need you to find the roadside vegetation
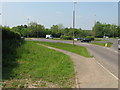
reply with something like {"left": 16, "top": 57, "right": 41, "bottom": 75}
{"left": 2, "top": 26, "right": 75, "bottom": 88}
{"left": 9, "top": 21, "right": 120, "bottom": 40}
{"left": 90, "top": 42, "right": 113, "bottom": 47}
{"left": 3, "top": 41, "right": 75, "bottom": 88}
{"left": 34, "top": 41, "right": 92, "bottom": 57}
{"left": 94, "top": 38, "right": 107, "bottom": 41}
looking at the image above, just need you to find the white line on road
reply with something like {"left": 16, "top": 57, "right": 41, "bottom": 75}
{"left": 79, "top": 43, "right": 118, "bottom": 54}
{"left": 94, "top": 58, "right": 118, "bottom": 80}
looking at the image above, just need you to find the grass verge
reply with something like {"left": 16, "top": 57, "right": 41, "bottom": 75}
{"left": 33, "top": 41, "right": 92, "bottom": 57}
{"left": 90, "top": 42, "right": 113, "bottom": 47}
{"left": 94, "top": 38, "right": 107, "bottom": 41}
{"left": 3, "top": 41, "right": 75, "bottom": 88}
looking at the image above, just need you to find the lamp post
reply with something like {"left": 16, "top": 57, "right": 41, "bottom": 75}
{"left": 94, "top": 14, "right": 96, "bottom": 38}
{"left": 27, "top": 18, "right": 29, "bottom": 38}
{"left": 36, "top": 23, "right": 38, "bottom": 38}
{"left": 72, "top": 2, "right": 77, "bottom": 45}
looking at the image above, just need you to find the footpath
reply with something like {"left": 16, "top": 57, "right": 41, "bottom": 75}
{"left": 37, "top": 43, "right": 118, "bottom": 88}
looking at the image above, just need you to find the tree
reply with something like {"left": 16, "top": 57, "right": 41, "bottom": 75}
{"left": 92, "top": 21, "right": 103, "bottom": 37}
{"left": 28, "top": 22, "right": 45, "bottom": 37}
{"left": 50, "top": 25, "right": 61, "bottom": 37}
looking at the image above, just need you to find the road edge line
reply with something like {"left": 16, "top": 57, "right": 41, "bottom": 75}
{"left": 93, "top": 58, "right": 118, "bottom": 80}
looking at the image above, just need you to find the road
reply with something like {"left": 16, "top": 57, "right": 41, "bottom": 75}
{"left": 109, "top": 39, "right": 118, "bottom": 51}
{"left": 30, "top": 38, "right": 118, "bottom": 79}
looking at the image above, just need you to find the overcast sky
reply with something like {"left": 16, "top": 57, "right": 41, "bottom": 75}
{"left": 0, "top": 1, "right": 118, "bottom": 30}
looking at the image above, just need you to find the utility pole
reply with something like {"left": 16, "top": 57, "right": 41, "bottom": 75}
{"left": 72, "top": 2, "right": 77, "bottom": 45}
{"left": 94, "top": 14, "right": 96, "bottom": 38}
{"left": 27, "top": 18, "right": 29, "bottom": 38}
{"left": 36, "top": 24, "right": 38, "bottom": 38}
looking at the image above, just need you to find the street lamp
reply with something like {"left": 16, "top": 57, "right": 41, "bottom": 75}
{"left": 27, "top": 18, "right": 29, "bottom": 38}
{"left": 94, "top": 14, "right": 96, "bottom": 38}
{"left": 72, "top": 1, "right": 77, "bottom": 45}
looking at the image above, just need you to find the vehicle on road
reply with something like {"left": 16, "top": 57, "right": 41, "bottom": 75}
{"left": 74, "top": 38, "right": 77, "bottom": 41}
{"left": 46, "top": 35, "right": 53, "bottom": 39}
{"left": 21, "top": 36, "right": 24, "bottom": 40}
{"left": 77, "top": 37, "right": 82, "bottom": 40}
{"left": 118, "top": 39, "right": 120, "bottom": 50}
{"left": 81, "top": 38, "right": 91, "bottom": 42}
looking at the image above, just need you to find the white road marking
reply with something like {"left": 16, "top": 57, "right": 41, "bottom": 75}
{"left": 94, "top": 58, "right": 118, "bottom": 80}
{"left": 79, "top": 43, "right": 118, "bottom": 54}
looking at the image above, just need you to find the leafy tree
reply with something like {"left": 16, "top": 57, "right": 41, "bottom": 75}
{"left": 28, "top": 22, "right": 45, "bottom": 37}
{"left": 50, "top": 25, "right": 61, "bottom": 37}
{"left": 92, "top": 21, "right": 103, "bottom": 37}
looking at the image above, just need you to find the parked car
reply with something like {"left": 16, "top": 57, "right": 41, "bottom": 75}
{"left": 118, "top": 39, "right": 120, "bottom": 50}
{"left": 81, "top": 38, "right": 91, "bottom": 42}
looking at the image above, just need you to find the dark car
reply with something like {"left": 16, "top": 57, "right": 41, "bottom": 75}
{"left": 81, "top": 38, "right": 91, "bottom": 42}
{"left": 118, "top": 39, "right": 120, "bottom": 50}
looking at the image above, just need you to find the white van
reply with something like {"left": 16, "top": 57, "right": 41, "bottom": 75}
{"left": 118, "top": 39, "right": 120, "bottom": 50}
{"left": 46, "top": 35, "right": 53, "bottom": 39}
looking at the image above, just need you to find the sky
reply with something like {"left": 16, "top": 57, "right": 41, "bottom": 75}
{"left": 0, "top": 1, "right": 118, "bottom": 30}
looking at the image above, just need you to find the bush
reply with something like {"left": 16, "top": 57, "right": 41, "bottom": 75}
{"left": 2, "top": 27, "right": 21, "bottom": 40}
{"left": 86, "top": 36, "right": 94, "bottom": 40}
{"left": 60, "top": 35, "right": 72, "bottom": 40}
{"left": 2, "top": 26, "right": 24, "bottom": 80}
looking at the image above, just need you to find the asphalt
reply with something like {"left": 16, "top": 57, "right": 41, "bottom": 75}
{"left": 76, "top": 42, "right": 118, "bottom": 78}
{"left": 29, "top": 38, "right": 118, "bottom": 80}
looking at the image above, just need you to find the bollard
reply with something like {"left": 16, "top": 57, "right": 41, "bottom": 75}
{"left": 105, "top": 43, "right": 108, "bottom": 47}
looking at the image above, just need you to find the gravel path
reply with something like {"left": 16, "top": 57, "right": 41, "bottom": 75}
{"left": 37, "top": 43, "right": 118, "bottom": 88}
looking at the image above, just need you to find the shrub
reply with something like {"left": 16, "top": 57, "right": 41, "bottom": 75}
{"left": 2, "top": 27, "right": 21, "bottom": 40}
{"left": 60, "top": 35, "right": 72, "bottom": 40}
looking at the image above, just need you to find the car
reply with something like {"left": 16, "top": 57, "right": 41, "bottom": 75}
{"left": 77, "top": 37, "right": 82, "bottom": 40}
{"left": 118, "top": 39, "right": 120, "bottom": 50}
{"left": 81, "top": 38, "right": 91, "bottom": 42}
{"left": 74, "top": 38, "right": 77, "bottom": 41}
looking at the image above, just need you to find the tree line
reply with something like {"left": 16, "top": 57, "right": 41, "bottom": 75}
{"left": 92, "top": 21, "right": 120, "bottom": 38}
{"left": 2, "top": 21, "right": 120, "bottom": 40}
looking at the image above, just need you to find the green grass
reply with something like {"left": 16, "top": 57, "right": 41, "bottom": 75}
{"left": 94, "top": 38, "right": 107, "bottom": 41}
{"left": 34, "top": 41, "right": 92, "bottom": 57}
{"left": 3, "top": 41, "right": 75, "bottom": 88}
{"left": 90, "top": 42, "right": 113, "bottom": 47}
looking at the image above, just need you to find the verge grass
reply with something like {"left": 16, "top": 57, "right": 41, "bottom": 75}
{"left": 94, "top": 38, "right": 106, "bottom": 41}
{"left": 90, "top": 42, "right": 113, "bottom": 47}
{"left": 34, "top": 41, "right": 92, "bottom": 57}
{"left": 3, "top": 41, "right": 75, "bottom": 88}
